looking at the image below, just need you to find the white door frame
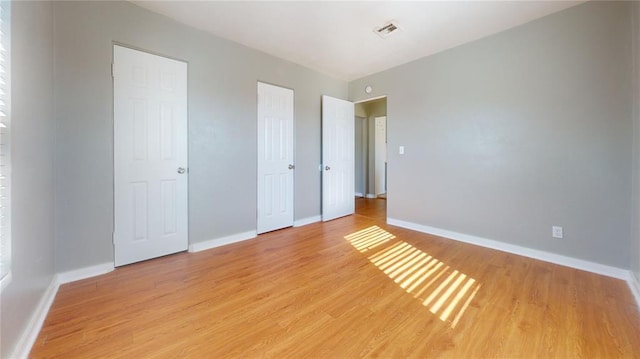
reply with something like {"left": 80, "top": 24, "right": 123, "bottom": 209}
{"left": 354, "top": 95, "right": 388, "bottom": 202}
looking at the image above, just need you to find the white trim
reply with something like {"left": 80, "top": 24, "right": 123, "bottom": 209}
{"left": 355, "top": 192, "right": 364, "bottom": 198}
{"left": 57, "top": 262, "right": 114, "bottom": 284}
{"left": 188, "top": 231, "right": 257, "bottom": 252}
{"left": 387, "top": 218, "right": 629, "bottom": 280}
{"left": 11, "top": 277, "right": 59, "bottom": 359}
{"left": 628, "top": 271, "right": 640, "bottom": 310}
{"left": 294, "top": 215, "right": 321, "bottom": 227}
{"left": 354, "top": 95, "right": 387, "bottom": 104}
{"left": 366, "top": 193, "right": 376, "bottom": 199}
{"left": 10, "top": 262, "right": 116, "bottom": 358}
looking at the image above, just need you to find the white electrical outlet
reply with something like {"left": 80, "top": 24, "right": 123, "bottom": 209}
{"left": 552, "top": 226, "right": 563, "bottom": 239}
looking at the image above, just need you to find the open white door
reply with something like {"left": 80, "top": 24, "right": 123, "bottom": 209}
{"left": 322, "top": 95, "right": 355, "bottom": 221}
{"left": 257, "top": 82, "right": 295, "bottom": 234}
{"left": 375, "top": 116, "right": 387, "bottom": 196}
{"left": 114, "top": 45, "right": 188, "bottom": 266}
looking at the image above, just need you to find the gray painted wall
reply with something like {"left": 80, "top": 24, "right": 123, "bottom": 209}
{"left": 349, "top": 1, "right": 632, "bottom": 268}
{"left": 53, "top": 1, "right": 347, "bottom": 272}
{"left": 632, "top": 2, "right": 640, "bottom": 282}
{"left": 1, "top": 1, "right": 56, "bottom": 357}
{"left": 355, "top": 103, "right": 367, "bottom": 118}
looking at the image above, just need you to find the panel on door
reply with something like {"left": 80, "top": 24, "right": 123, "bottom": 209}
{"left": 257, "top": 82, "right": 294, "bottom": 234}
{"left": 322, "top": 95, "right": 355, "bottom": 221}
{"left": 114, "top": 45, "right": 188, "bottom": 266}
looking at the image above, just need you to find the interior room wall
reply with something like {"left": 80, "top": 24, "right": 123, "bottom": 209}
{"left": 53, "top": 0, "right": 348, "bottom": 272}
{"left": 354, "top": 103, "right": 367, "bottom": 118}
{"left": 366, "top": 99, "right": 387, "bottom": 118}
{"left": 1, "top": 1, "right": 56, "bottom": 357}
{"left": 349, "top": 1, "right": 632, "bottom": 268}
{"left": 631, "top": 1, "right": 640, "bottom": 285}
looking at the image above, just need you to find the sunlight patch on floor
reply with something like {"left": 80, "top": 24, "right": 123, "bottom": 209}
{"left": 345, "top": 226, "right": 481, "bottom": 328}
{"left": 344, "top": 225, "right": 396, "bottom": 252}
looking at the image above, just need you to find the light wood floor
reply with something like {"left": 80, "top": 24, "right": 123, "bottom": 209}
{"left": 31, "top": 198, "right": 640, "bottom": 358}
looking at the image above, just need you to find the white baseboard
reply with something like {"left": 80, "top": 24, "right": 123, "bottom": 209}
{"left": 11, "top": 262, "right": 115, "bottom": 358}
{"left": 11, "top": 277, "right": 59, "bottom": 359}
{"left": 188, "top": 230, "right": 257, "bottom": 252}
{"left": 57, "top": 262, "right": 114, "bottom": 284}
{"left": 294, "top": 215, "right": 321, "bottom": 227}
{"left": 387, "top": 218, "right": 629, "bottom": 280}
{"left": 628, "top": 271, "right": 640, "bottom": 311}
{"left": 355, "top": 192, "right": 364, "bottom": 197}
{"left": 366, "top": 193, "right": 376, "bottom": 199}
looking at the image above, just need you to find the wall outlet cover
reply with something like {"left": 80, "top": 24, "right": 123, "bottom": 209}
{"left": 552, "top": 226, "right": 563, "bottom": 239}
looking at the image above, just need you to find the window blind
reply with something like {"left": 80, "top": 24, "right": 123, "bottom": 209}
{"left": 0, "top": 0, "right": 11, "bottom": 287}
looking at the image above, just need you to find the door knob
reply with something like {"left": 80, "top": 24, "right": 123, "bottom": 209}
{"left": 288, "top": 164, "right": 295, "bottom": 170}
{"left": 177, "top": 167, "right": 186, "bottom": 174}
{"left": 325, "top": 166, "right": 331, "bottom": 171}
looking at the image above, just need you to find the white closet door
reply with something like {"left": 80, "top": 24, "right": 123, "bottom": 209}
{"left": 113, "top": 45, "right": 188, "bottom": 266}
{"left": 257, "top": 82, "right": 295, "bottom": 234}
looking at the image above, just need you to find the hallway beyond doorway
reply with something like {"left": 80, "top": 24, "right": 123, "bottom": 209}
{"left": 355, "top": 197, "right": 386, "bottom": 222}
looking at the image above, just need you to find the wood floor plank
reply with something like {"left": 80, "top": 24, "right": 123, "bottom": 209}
{"left": 30, "top": 198, "right": 640, "bottom": 358}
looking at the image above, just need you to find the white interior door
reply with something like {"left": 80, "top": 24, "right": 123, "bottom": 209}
{"left": 375, "top": 116, "right": 387, "bottom": 195}
{"left": 114, "top": 45, "right": 188, "bottom": 266}
{"left": 322, "top": 95, "right": 354, "bottom": 221}
{"left": 257, "top": 82, "right": 294, "bottom": 234}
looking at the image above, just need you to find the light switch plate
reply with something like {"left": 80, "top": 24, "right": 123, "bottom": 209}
{"left": 399, "top": 146, "right": 405, "bottom": 155}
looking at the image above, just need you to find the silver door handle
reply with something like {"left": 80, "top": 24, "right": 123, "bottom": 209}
{"left": 288, "top": 164, "right": 295, "bottom": 170}
{"left": 325, "top": 166, "right": 330, "bottom": 171}
{"left": 177, "top": 167, "right": 186, "bottom": 174}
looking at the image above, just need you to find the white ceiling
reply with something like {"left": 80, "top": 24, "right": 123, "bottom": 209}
{"left": 132, "top": 1, "right": 584, "bottom": 81}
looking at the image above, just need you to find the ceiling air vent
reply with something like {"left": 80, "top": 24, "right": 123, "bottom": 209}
{"left": 374, "top": 21, "right": 400, "bottom": 39}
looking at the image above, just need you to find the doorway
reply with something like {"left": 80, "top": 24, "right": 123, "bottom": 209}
{"left": 354, "top": 97, "right": 387, "bottom": 218}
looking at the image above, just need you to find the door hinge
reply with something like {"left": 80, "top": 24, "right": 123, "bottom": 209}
{"left": 111, "top": 63, "right": 115, "bottom": 78}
